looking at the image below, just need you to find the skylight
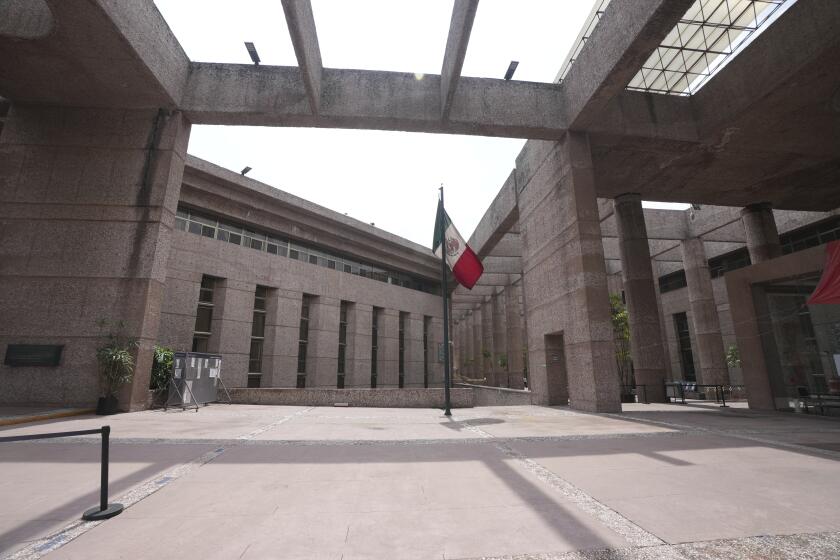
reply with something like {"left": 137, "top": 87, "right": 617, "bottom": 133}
{"left": 626, "top": 0, "right": 794, "bottom": 96}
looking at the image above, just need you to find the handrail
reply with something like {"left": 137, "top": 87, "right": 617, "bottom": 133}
{"left": 0, "top": 425, "right": 123, "bottom": 521}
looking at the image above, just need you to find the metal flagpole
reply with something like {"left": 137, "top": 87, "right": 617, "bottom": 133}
{"left": 439, "top": 186, "right": 452, "bottom": 416}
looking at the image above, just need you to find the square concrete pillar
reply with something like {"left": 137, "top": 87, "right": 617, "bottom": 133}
{"left": 305, "top": 296, "right": 340, "bottom": 388}
{"left": 345, "top": 303, "right": 373, "bottom": 388}
{"left": 517, "top": 134, "right": 620, "bottom": 412}
{"left": 505, "top": 282, "right": 526, "bottom": 389}
{"left": 491, "top": 290, "right": 509, "bottom": 387}
{"left": 427, "top": 317, "right": 445, "bottom": 387}
{"left": 480, "top": 298, "right": 495, "bottom": 385}
{"left": 0, "top": 105, "right": 190, "bottom": 410}
{"left": 211, "top": 279, "right": 257, "bottom": 388}
{"left": 471, "top": 307, "right": 483, "bottom": 381}
{"left": 463, "top": 312, "right": 475, "bottom": 377}
{"left": 614, "top": 193, "right": 667, "bottom": 402}
{"left": 376, "top": 308, "right": 400, "bottom": 387}
{"left": 263, "top": 289, "right": 303, "bottom": 387}
{"left": 681, "top": 238, "right": 730, "bottom": 385}
{"left": 403, "top": 313, "right": 425, "bottom": 387}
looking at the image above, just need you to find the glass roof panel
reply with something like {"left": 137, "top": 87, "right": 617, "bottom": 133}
{"left": 626, "top": 0, "right": 795, "bottom": 96}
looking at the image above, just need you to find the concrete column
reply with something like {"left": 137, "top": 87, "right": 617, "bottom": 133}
{"left": 345, "top": 303, "right": 372, "bottom": 388}
{"left": 306, "top": 296, "right": 340, "bottom": 388}
{"left": 0, "top": 106, "right": 190, "bottom": 410}
{"left": 471, "top": 307, "right": 482, "bottom": 380}
{"left": 480, "top": 298, "right": 495, "bottom": 385}
{"left": 377, "top": 308, "right": 400, "bottom": 387}
{"left": 614, "top": 193, "right": 667, "bottom": 402}
{"left": 404, "top": 313, "right": 425, "bottom": 387}
{"left": 263, "top": 289, "right": 304, "bottom": 387}
{"left": 491, "top": 290, "right": 509, "bottom": 387}
{"left": 455, "top": 318, "right": 466, "bottom": 379}
{"left": 740, "top": 202, "right": 782, "bottom": 263}
{"left": 505, "top": 282, "right": 526, "bottom": 389}
{"left": 428, "top": 316, "right": 445, "bottom": 387}
{"left": 517, "top": 132, "right": 620, "bottom": 412}
{"left": 650, "top": 267, "right": 674, "bottom": 382}
{"left": 211, "top": 279, "right": 257, "bottom": 388}
{"left": 681, "top": 238, "right": 730, "bottom": 385}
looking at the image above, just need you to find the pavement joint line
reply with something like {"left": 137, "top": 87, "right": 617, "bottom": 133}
{"left": 452, "top": 416, "right": 664, "bottom": 549}
{"left": 1, "top": 408, "right": 315, "bottom": 560}
{"left": 605, "top": 413, "right": 840, "bottom": 461}
{"left": 449, "top": 530, "right": 840, "bottom": 560}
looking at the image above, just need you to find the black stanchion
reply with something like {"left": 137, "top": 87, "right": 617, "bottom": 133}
{"left": 0, "top": 426, "right": 123, "bottom": 521}
{"left": 82, "top": 426, "right": 123, "bottom": 520}
{"left": 719, "top": 385, "right": 728, "bottom": 408}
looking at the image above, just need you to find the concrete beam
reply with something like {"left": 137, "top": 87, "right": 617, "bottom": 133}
{"left": 562, "top": 0, "right": 694, "bottom": 128}
{"left": 441, "top": 0, "right": 479, "bottom": 120}
{"left": 481, "top": 256, "right": 522, "bottom": 275}
{"left": 466, "top": 171, "right": 519, "bottom": 257}
{"left": 182, "top": 64, "right": 569, "bottom": 139}
{"left": 281, "top": 0, "right": 323, "bottom": 115}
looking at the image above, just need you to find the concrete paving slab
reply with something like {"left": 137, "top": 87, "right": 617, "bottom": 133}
{"left": 2, "top": 404, "right": 840, "bottom": 559}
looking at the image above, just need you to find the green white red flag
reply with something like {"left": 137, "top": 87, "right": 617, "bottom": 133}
{"left": 433, "top": 200, "right": 483, "bottom": 289}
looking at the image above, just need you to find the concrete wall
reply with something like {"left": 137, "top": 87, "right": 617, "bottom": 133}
{"left": 226, "top": 387, "right": 473, "bottom": 408}
{"left": 159, "top": 229, "right": 444, "bottom": 389}
{"left": 457, "top": 384, "right": 535, "bottom": 407}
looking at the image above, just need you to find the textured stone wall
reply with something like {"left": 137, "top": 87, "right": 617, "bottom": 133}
{"left": 160, "top": 230, "right": 444, "bottom": 391}
{"left": 226, "top": 387, "right": 473, "bottom": 408}
{"left": 0, "top": 105, "right": 190, "bottom": 409}
{"left": 516, "top": 134, "right": 620, "bottom": 412}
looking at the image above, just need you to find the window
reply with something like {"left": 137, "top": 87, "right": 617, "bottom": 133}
{"left": 709, "top": 248, "right": 751, "bottom": 279}
{"left": 673, "top": 312, "right": 696, "bottom": 382}
{"left": 249, "top": 286, "right": 267, "bottom": 374}
{"left": 297, "top": 295, "right": 312, "bottom": 388}
{"left": 780, "top": 217, "right": 840, "bottom": 255}
{"left": 175, "top": 206, "right": 440, "bottom": 294}
{"left": 659, "top": 270, "right": 688, "bottom": 294}
{"left": 192, "top": 275, "right": 215, "bottom": 352}
{"left": 398, "top": 312, "right": 407, "bottom": 388}
{"left": 423, "top": 316, "right": 430, "bottom": 388}
{"left": 371, "top": 307, "right": 380, "bottom": 388}
{"left": 338, "top": 301, "right": 349, "bottom": 388}
{"left": 247, "top": 374, "right": 261, "bottom": 388}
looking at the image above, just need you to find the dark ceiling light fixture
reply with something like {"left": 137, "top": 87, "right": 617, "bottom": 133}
{"left": 241, "top": 166, "right": 252, "bottom": 176}
{"left": 504, "top": 60, "right": 519, "bottom": 81}
{"left": 244, "top": 42, "right": 260, "bottom": 65}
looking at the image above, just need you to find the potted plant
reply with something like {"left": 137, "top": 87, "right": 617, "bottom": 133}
{"left": 149, "top": 345, "right": 174, "bottom": 407}
{"left": 95, "top": 319, "right": 139, "bottom": 415}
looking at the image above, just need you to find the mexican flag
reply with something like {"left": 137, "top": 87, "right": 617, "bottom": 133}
{"left": 433, "top": 200, "right": 483, "bottom": 289}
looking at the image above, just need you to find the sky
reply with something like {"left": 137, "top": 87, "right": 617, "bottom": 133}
{"left": 154, "top": 0, "right": 687, "bottom": 248}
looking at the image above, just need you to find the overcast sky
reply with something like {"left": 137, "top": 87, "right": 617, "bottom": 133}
{"left": 154, "top": 0, "right": 686, "bottom": 248}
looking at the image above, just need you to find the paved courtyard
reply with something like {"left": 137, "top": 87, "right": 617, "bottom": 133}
{"left": 2, "top": 403, "right": 840, "bottom": 559}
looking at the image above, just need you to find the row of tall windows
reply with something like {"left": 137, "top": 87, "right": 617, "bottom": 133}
{"left": 175, "top": 206, "right": 438, "bottom": 294}
{"left": 191, "top": 283, "right": 431, "bottom": 389}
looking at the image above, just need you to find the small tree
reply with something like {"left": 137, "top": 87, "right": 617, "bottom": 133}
{"left": 610, "top": 294, "right": 634, "bottom": 388}
{"left": 95, "top": 319, "right": 139, "bottom": 399}
{"left": 726, "top": 344, "right": 741, "bottom": 369}
{"left": 150, "top": 345, "right": 174, "bottom": 393}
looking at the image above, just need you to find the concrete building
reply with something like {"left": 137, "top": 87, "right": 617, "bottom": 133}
{"left": 1, "top": 0, "right": 840, "bottom": 414}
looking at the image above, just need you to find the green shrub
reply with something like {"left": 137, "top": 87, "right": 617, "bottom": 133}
{"left": 150, "top": 345, "right": 174, "bottom": 393}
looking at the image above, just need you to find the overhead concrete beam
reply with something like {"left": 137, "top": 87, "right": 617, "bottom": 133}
{"left": 487, "top": 233, "right": 522, "bottom": 257}
{"left": 466, "top": 171, "right": 519, "bottom": 257}
{"left": 441, "top": 0, "right": 479, "bottom": 120}
{"left": 281, "top": 0, "right": 323, "bottom": 115}
{"left": 182, "top": 64, "right": 570, "bottom": 139}
{"left": 562, "top": 0, "right": 694, "bottom": 129}
{"left": 601, "top": 206, "right": 688, "bottom": 240}
{"left": 481, "top": 256, "right": 522, "bottom": 275}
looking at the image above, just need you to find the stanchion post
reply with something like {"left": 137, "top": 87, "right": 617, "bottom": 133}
{"left": 82, "top": 426, "right": 124, "bottom": 521}
{"left": 720, "top": 385, "right": 728, "bottom": 408}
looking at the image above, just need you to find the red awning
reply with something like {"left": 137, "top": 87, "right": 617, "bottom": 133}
{"left": 807, "top": 240, "right": 840, "bottom": 305}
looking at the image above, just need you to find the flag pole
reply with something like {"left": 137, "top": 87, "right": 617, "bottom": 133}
{"left": 439, "top": 185, "right": 452, "bottom": 416}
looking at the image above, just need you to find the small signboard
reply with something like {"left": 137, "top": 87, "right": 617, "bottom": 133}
{"left": 3, "top": 345, "right": 63, "bottom": 367}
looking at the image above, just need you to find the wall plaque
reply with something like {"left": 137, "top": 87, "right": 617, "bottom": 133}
{"left": 4, "top": 345, "right": 63, "bottom": 367}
